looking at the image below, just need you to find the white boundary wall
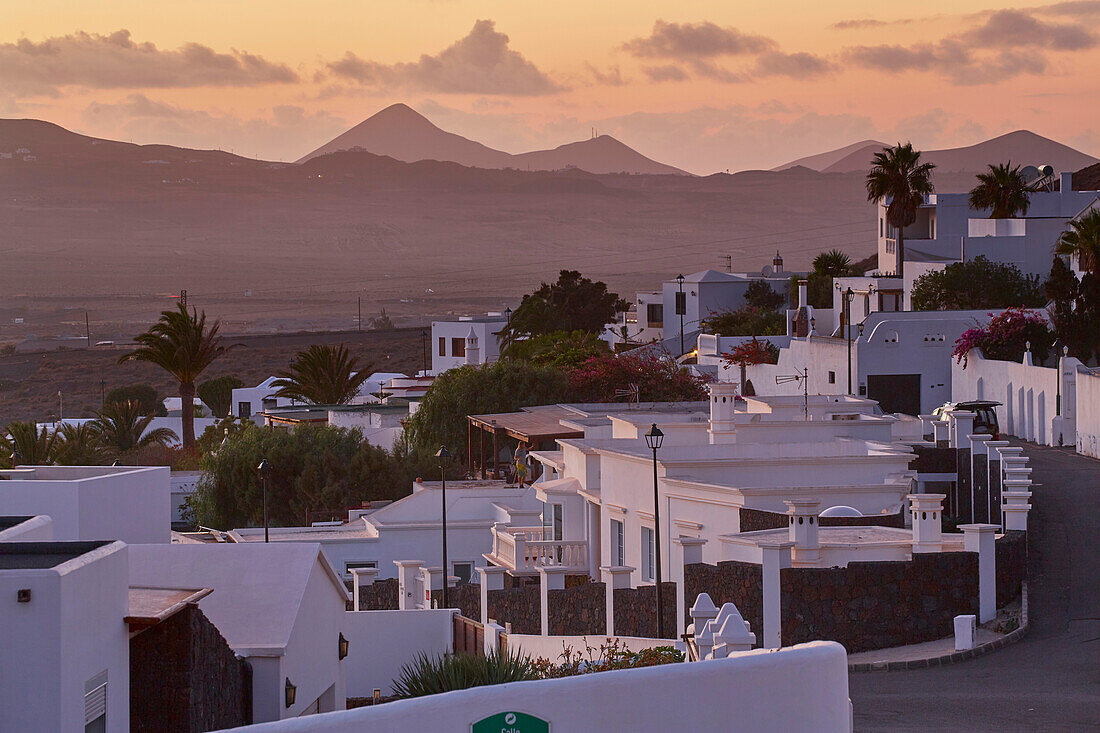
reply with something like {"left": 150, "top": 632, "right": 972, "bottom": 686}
{"left": 1076, "top": 368, "right": 1100, "bottom": 458}
{"left": 342, "top": 609, "right": 454, "bottom": 698}
{"left": 951, "top": 352, "right": 1083, "bottom": 447}
{"left": 505, "top": 634, "right": 673, "bottom": 661}
{"left": 228, "top": 641, "right": 851, "bottom": 733}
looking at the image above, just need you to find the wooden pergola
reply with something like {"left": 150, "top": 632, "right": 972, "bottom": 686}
{"left": 466, "top": 406, "right": 584, "bottom": 479}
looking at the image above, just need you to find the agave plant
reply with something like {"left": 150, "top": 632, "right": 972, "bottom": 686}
{"left": 92, "top": 401, "right": 178, "bottom": 454}
{"left": 391, "top": 650, "right": 537, "bottom": 699}
{"left": 2, "top": 421, "right": 61, "bottom": 466}
{"left": 272, "top": 344, "right": 373, "bottom": 405}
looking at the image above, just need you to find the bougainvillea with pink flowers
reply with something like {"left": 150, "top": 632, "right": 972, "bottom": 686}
{"left": 721, "top": 338, "right": 780, "bottom": 367}
{"left": 569, "top": 352, "right": 709, "bottom": 402}
{"left": 952, "top": 307, "right": 1053, "bottom": 367}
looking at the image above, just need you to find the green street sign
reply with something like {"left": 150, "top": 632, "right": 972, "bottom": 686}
{"left": 471, "top": 711, "right": 550, "bottom": 733}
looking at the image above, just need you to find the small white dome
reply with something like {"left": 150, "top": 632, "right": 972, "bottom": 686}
{"left": 820, "top": 505, "right": 862, "bottom": 518}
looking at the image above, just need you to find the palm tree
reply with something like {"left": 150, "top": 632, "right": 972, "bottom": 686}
{"left": 120, "top": 304, "right": 229, "bottom": 449}
{"left": 91, "top": 401, "right": 178, "bottom": 454}
{"left": 1056, "top": 209, "right": 1100, "bottom": 276}
{"left": 55, "top": 422, "right": 107, "bottom": 465}
{"left": 272, "top": 344, "right": 373, "bottom": 405}
{"left": 968, "top": 163, "right": 1034, "bottom": 219}
{"left": 812, "top": 250, "right": 853, "bottom": 278}
{"left": 2, "top": 421, "right": 60, "bottom": 466}
{"left": 866, "top": 143, "right": 936, "bottom": 277}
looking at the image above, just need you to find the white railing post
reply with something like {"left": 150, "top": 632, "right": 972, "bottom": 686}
{"left": 477, "top": 565, "right": 508, "bottom": 626}
{"left": 513, "top": 532, "right": 528, "bottom": 572}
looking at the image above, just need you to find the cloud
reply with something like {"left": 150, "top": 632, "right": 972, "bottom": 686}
{"left": 79, "top": 94, "right": 345, "bottom": 160}
{"left": 642, "top": 64, "right": 690, "bottom": 82}
{"left": 1033, "top": 0, "right": 1100, "bottom": 16}
{"left": 584, "top": 62, "right": 625, "bottom": 86}
{"left": 752, "top": 51, "right": 833, "bottom": 79}
{"left": 326, "top": 20, "right": 562, "bottom": 95}
{"left": 0, "top": 29, "right": 297, "bottom": 96}
{"left": 622, "top": 20, "right": 774, "bottom": 59}
{"left": 961, "top": 9, "right": 1095, "bottom": 49}
{"left": 830, "top": 17, "right": 915, "bottom": 30}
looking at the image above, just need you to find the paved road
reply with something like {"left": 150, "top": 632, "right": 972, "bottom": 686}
{"left": 850, "top": 444, "right": 1100, "bottom": 731}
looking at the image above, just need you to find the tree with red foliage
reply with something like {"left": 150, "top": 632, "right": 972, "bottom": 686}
{"left": 568, "top": 353, "right": 709, "bottom": 403}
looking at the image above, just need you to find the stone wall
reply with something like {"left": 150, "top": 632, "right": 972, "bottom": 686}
{"left": 740, "top": 506, "right": 905, "bottom": 531}
{"left": 739, "top": 507, "right": 788, "bottom": 533}
{"left": 996, "top": 531, "right": 1027, "bottom": 606}
{"left": 780, "top": 552, "right": 978, "bottom": 653}
{"left": 130, "top": 604, "right": 249, "bottom": 732}
{"left": 910, "top": 445, "right": 956, "bottom": 472}
{"left": 548, "top": 582, "right": 606, "bottom": 636}
{"left": 352, "top": 578, "right": 398, "bottom": 610}
{"left": 612, "top": 582, "right": 678, "bottom": 639}
{"left": 486, "top": 586, "right": 541, "bottom": 634}
{"left": 684, "top": 561, "right": 764, "bottom": 640}
{"left": 430, "top": 584, "right": 481, "bottom": 620}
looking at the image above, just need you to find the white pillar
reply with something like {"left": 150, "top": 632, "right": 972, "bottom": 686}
{"left": 933, "top": 419, "right": 950, "bottom": 445}
{"left": 477, "top": 565, "right": 508, "bottom": 626}
{"left": 483, "top": 621, "right": 504, "bottom": 656}
{"left": 422, "top": 566, "right": 444, "bottom": 609}
{"left": 538, "top": 567, "right": 569, "bottom": 636}
{"left": 960, "top": 524, "right": 998, "bottom": 623}
{"left": 601, "top": 565, "right": 634, "bottom": 637}
{"left": 948, "top": 412, "right": 975, "bottom": 449}
{"left": 785, "top": 499, "right": 821, "bottom": 567}
{"left": 760, "top": 542, "right": 792, "bottom": 650}
{"left": 710, "top": 603, "right": 755, "bottom": 658}
{"left": 673, "top": 537, "right": 707, "bottom": 636}
{"left": 350, "top": 567, "right": 379, "bottom": 612}
{"left": 395, "top": 560, "right": 424, "bottom": 611}
{"left": 1002, "top": 491, "right": 1033, "bottom": 532}
{"left": 909, "top": 494, "right": 945, "bottom": 554}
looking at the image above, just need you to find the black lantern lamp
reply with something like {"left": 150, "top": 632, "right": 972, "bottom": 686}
{"left": 338, "top": 632, "right": 350, "bottom": 660}
{"left": 284, "top": 678, "right": 296, "bottom": 708}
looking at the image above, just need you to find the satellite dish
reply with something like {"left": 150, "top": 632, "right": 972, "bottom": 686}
{"left": 1020, "top": 165, "right": 1040, "bottom": 183}
{"left": 1039, "top": 164, "right": 1054, "bottom": 178}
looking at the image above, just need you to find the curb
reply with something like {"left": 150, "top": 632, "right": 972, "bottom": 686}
{"left": 849, "top": 582, "right": 1028, "bottom": 673}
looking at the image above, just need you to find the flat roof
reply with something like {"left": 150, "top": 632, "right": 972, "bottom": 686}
{"left": 469, "top": 405, "right": 585, "bottom": 442}
{"left": 0, "top": 541, "right": 112, "bottom": 569}
{"left": 126, "top": 586, "right": 213, "bottom": 630}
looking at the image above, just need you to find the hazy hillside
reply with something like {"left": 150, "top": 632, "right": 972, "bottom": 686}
{"left": 821, "top": 130, "right": 1097, "bottom": 174}
{"left": 297, "top": 103, "right": 685, "bottom": 175}
{"left": 773, "top": 139, "right": 887, "bottom": 172}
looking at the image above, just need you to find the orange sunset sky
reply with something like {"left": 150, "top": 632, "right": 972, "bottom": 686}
{"left": 3, "top": 0, "right": 1099, "bottom": 173}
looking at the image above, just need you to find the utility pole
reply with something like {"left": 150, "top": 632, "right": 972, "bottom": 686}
{"left": 357, "top": 297, "right": 362, "bottom": 332}
{"left": 85, "top": 312, "right": 90, "bottom": 348}
{"left": 676, "top": 274, "right": 686, "bottom": 357}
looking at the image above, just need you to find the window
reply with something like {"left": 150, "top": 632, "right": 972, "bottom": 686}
{"left": 641, "top": 526, "right": 655, "bottom": 581}
{"left": 828, "top": 371, "right": 836, "bottom": 384}
{"left": 611, "top": 519, "right": 624, "bottom": 566}
{"left": 345, "top": 560, "right": 377, "bottom": 577}
{"left": 452, "top": 562, "right": 474, "bottom": 585}
{"left": 84, "top": 671, "right": 107, "bottom": 733}
{"left": 879, "top": 218, "right": 883, "bottom": 237}
{"left": 238, "top": 401, "right": 251, "bottom": 419}
{"left": 646, "top": 303, "right": 664, "bottom": 327}
{"left": 451, "top": 337, "right": 465, "bottom": 358}
{"left": 438, "top": 336, "right": 446, "bottom": 357}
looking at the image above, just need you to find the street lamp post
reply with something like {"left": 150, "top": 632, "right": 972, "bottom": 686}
{"left": 676, "top": 274, "right": 686, "bottom": 357}
{"left": 420, "top": 330, "right": 428, "bottom": 376}
{"left": 644, "top": 424, "right": 666, "bottom": 639}
{"left": 436, "top": 445, "right": 451, "bottom": 609}
{"left": 257, "top": 459, "right": 271, "bottom": 542}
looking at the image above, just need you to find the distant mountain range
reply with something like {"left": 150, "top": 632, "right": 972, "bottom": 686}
{"left": 774, "top": 130, "right": 1098, "bottom": 176}
{"left": 297, "top": 103, "right": 687, "bottom": 175}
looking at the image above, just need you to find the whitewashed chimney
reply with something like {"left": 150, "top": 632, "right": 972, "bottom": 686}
{"left": 709, "top": 382, "right": 739, "bottom": 444}
{"left": 909, "top": 493, "right": 945, "bottom": 553}
{"left": 785, "top": 499, "right": 821, "bottom": 566}
{"left": 464, "top": 327, "right": 480, "bottom": 366}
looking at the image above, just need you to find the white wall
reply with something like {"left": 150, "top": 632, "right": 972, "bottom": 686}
{"left": 951, "top": 352, "right": 1083, "bottom": 447}
{"left": 171, "top": 471, "right": 201, "bottom": 524}
{"left": 0, "top": 466, "right": 170, "bottom": 543}
{"left": 1074, "top": 368, "right": 1100, "bottom": 458}
{"left": 0, "top": 541, "right": 130, "bottom": 733}
{"left": 431, "top": 319, "right": 505, "bottom": 374}
{"left": 342, "top": 609, "right": 454, "bottom": 697}
{"left": 225, "top": 641, "right": 851, "bottom": 733}
{"left": 0, "top": 515, "right": 53, "bottom": 541}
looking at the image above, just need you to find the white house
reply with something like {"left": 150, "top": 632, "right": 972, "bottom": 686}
{"left": 704, "top": 309, "right": 1003, "bottom": 416}
{"left": 128, "top": 542, "right": 351, "bottom": 722}
{"left": 0, "top": 540, "right": 130, "bottom": 732}
{"left": 483, "top": 391, "right": 916, "bottom": 587}
{"left": 0, "top": 465, "right": 171, "bottom": 544}
{"left": 232, "top": 373, "right": 413, "bottom": 421}
{"left": 876, "top": 171, "right": 1100, "bottom": 278}
{"left": 431, "top": 315, "right": 507, "bottom": 374}
{"left": 229, "top": 481, "right": 543, "bottom": 583}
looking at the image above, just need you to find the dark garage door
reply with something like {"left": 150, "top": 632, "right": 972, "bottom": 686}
{"left": 867, "top": 374, "right": 921, "bottom": 416}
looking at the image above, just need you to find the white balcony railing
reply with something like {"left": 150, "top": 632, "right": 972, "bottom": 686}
{"left": 488, "top": 524, "right": 588, "bottom": 574}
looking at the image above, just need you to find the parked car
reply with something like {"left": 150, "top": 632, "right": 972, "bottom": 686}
{"left": 933, "top": 400, "right": 1001, "bottom": 440}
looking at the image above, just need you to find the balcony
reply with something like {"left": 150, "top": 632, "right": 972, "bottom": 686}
{"left": 486, "top": 524, "right": 588, "bottom": 575}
